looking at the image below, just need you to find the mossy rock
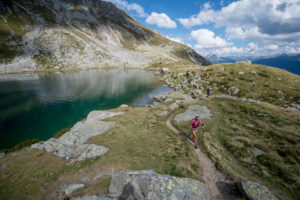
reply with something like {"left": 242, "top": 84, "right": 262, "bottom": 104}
{"left": 239, "top": 180, "right": 278, "bottom": 200}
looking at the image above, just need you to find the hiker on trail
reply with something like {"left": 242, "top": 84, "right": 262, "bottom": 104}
{"left": 206, "top": 87, "right": 210, "bottom": 98}
{"left": 190, "top": 115, "right": 204, "bottom": 149}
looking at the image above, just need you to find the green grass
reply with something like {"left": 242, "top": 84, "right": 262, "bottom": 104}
{"left": 0, "top": 106, "right": 202, "bottom": 199}
{"left": 163, "top": 63, "right": 300, "bottom": 107}
{"left": 172, "top": 98, "right": 300, "bottom": 200}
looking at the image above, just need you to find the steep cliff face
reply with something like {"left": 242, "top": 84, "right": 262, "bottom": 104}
{"left": 0, "top": 0, "right": 210, "bottom": 73}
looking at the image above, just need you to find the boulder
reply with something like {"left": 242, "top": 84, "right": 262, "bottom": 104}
{"left": 174, "top": 105, "right": 211, "bottom": 123}
{"left": 229, "top": 86, "right": 240, "bottom": 95}
{"left": 109, "top": 170, "right": 206, "bottom": 200}
{"left": 120, "top": 104, "right": 128, "bottom": 108}
{"left": 161, "top": 68, "right": 169, "bottom": 74}
{"left": 65, "top": 184, "right": 85, "bottom": 196}
{"left": 238, "top": 180, "right": 278, "bottom": 200}
{"left": 0, "top": 152, "right": 4, "bottom": 159}
{"left": 32, "top": 111, "right": 124, "bottom": 161}
{"left": 253, "top": 147, "right": 265, "bottom": 157}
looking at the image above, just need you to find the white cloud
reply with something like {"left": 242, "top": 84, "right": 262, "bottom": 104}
{"left": 191, "top": 29, "right": 231, "bottom": 49}
{"left": 178, "top": 0, "right": 300, "bottom": 46}
{"left": 248, "top": 42, "right": 258, "bottom": 50}
{"left": 265, "top": 44, "right": 279, "bottom": 50}
{"left": 146, "top": 12, "right": 177, "bottom": 28}
{"left": 166, "top": 36, "right": 184, "bottom": 44}
{"left": 106, "top": 0, "right": 147, "bottom": 17}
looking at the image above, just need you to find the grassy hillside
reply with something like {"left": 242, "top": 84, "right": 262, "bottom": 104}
{"left": 165, "top": 63, "right": 300, "bottom": 199}
{"left": 163, "top": 63, "right": 300, "bottom": 107}
{"left": 0, "top": 106, "right": 202, "bottom": 199}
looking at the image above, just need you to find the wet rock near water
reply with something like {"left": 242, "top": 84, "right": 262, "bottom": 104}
{"left": 238, "top": 180, "right": 278, "bottom": 200}
{"left": 0, "top": 152, "right": 5, "bottom": 159}
{"left": 174, "top": 105, "right": 211, "bottom": 123}
{"left": 75, "top": 170, "right": 206, "bottom": 200}
{"left": 31, "top": 111, "right": 124, "bottom": 161}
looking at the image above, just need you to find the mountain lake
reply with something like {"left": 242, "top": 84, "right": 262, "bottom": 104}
{"left": 0, "top": 69, "right": 171, "bottom": 149}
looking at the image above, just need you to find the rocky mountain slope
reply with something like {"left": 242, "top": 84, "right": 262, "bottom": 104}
{"left": 0, "top": 0, "right": 210, "bottom": 73}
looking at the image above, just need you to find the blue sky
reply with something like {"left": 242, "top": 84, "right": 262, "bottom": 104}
{"left": 106, "top": 0, "right": 300, "bottom": 57}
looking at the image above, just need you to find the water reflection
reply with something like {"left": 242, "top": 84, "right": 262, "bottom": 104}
{"left": 0, "top": 69, "right": 160, "bottom": 149}
{"left": 1, "top": 69, "right": 155, "bottom": 103}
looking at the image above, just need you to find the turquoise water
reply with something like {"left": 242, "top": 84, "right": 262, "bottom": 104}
{"left": 0, "top": 69, "right": 161, "bottom": 149}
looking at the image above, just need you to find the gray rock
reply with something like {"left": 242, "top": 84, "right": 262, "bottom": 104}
{"left": 215, "top": 94, "right": 238, "bottom": 101}
{"left": 229, "top": 86, "right": 240, "bottom": 95}
{"left": 161, "top": 68, "right": 169, "bottom": 74}
{"left": 0, "top": 152, "right": 4, "bottom": 159}
{"left": 32, "top": 111, "right": 123, "bottom": 161}
{"left": 245, "top": 123, "right": 254, "bottom": 128}
{"left": 232, "top": 136, "right": 250, "bottom": 142}
{"left": 159, "top": 110, "right": 169, "bottom": 117}
{"left": 108, "top": 170, "right": 206, "bottom": 200}
{"left": 73, "top": 194, "right": 119, "bottom": 200}
{"left": 239, "top": 180, "right": 278, "bottom": 200}
{"left": 65, "top": 184, "right": 85, "bottom": 196}
{"left": 290, "top": 103, "right": 300, "bottom": 111}
{"left": 253, "top": 147, "right": 265, "bottom": 157}
{"left": 238, "top": 71, "right": 244, "bottom": 75}
{"left": 174, "top": 105, "right": 211, "bottom": 123}
{"left": 119, "top": 104, "right": 128, "bottom": 108}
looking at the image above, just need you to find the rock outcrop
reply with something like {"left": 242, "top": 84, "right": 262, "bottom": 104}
{"left": 74, "top": 170, "right": 207, "bottom": 200}
{"left": 238, "top": 180, "right": 278, "bottom": 200}
{"left": 65, "top": 184, "right": 85, "bottom": 196}
{"left": 32, "top": 111, "right": 123, "bottom": 161}
{"left": 174, "top": 105, "right": 211, "bottom": 123}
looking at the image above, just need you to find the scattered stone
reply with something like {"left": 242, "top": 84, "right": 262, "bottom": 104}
{"left": 277, "top": 77, "right": 281, "bottom": 81}
{"left": 169, "top": 100, "right": 181, "bottom": 111}
{"left": 250, "top": 71, "right": 256, "bottom": 75}
{"left": 238, "top": 71, "right": 244, "bottom": 75}
{"left": 229, "top": 86, "right": 240, "bottom": 95}
{"left": 159, "top": 110, "right": 169, "bottom": 117}
{"left": 32, "top": 111, "right": 124, "bottom": 161}
{"left": 215, "top": 94, "right": 238, "bottom": 101}
{"left": 245, "top": 123, "right": 254, "bottom": 128}
{"left": 290, "top": 103, "right": 300, "bottom": 111}
{"left": 0, "top": 152, "right": 4, "bottom": 159}
{"left": 65, "top": 184, "right": 85, "bottom": 196}
{"left": 253, "top": 147, "right": 265, "bottom": 157}
{"left": 238, "top": 180, "right": 278, "bottom": 200}
{"left": 174, "top": 105, "right": 211, "bottom": 123}
{"left": 119, "top": 104, "right": 128, "bottom": 108}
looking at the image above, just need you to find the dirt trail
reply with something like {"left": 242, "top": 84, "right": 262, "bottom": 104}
{"left": 166, "top": 113, "right": 239, "bottom": 200}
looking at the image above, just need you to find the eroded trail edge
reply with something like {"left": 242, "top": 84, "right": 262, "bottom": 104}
{"left": 166, "top": 113, "right": 238, "bottom": 200}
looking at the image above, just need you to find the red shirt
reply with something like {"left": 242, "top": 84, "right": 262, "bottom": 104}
{"left": 191, "top": 119, "right": 202, "bottom": 129}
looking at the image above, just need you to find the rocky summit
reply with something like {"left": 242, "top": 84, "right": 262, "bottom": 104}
{"left": 31, "top": 111, "right": 124, "bottom": 161}
{"left": 74, "top": 170, "right": 207, "bottom": 200}
{"left": 0, "top": 0, "right": 210, "bottom": 73}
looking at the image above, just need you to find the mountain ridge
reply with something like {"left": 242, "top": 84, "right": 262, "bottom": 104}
{"left": 0, "top": 0, "right": 210, "bottom": 74}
